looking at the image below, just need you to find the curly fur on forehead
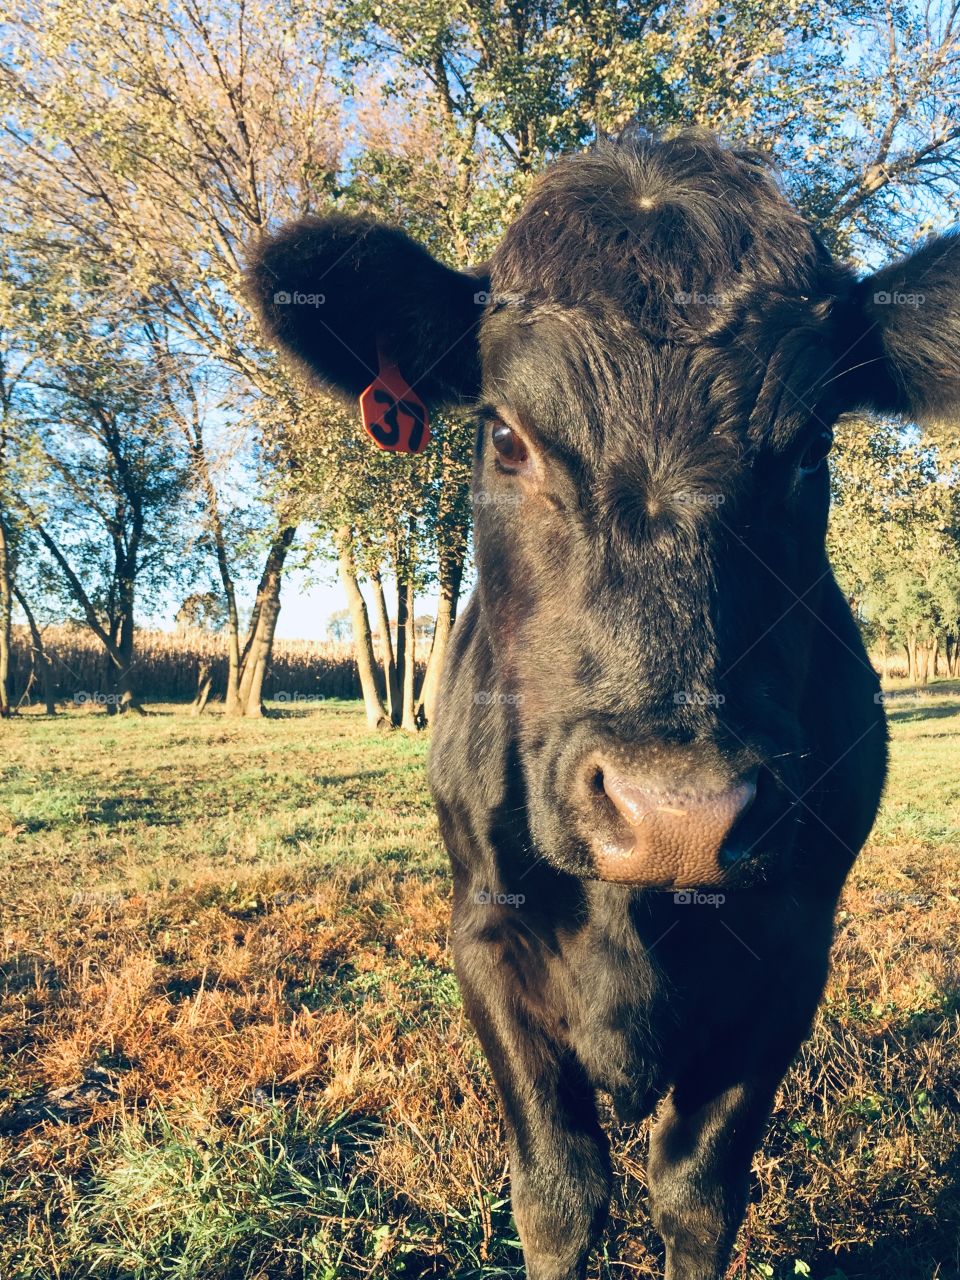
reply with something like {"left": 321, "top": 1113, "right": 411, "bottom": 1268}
{"left": 489, "top": 127, "right": 839, "bottom": 339}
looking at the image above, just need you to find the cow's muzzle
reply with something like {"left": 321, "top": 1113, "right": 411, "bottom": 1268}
{"left": 580, "top": 757, "right": 761, "bottom": 887}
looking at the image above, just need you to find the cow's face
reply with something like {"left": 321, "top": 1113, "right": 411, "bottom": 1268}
{"left": 250, "top": 130, "right": 960, "bottom": 888}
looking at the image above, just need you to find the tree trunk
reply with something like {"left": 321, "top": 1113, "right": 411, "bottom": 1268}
{"left": 235, "top": 526, "right": 295, "bottom": 717}
{"left": 415, "top": 418, "right": 472, "bottom": 726}
{"left": 105, "top": 576, "right": 145, "bottom": 715}
{"left": 918, "top": 646, "right": 928, "bottom": 686}
{"left": 223, "top": 622, "right": 241, "bottom": 714}
{"left": 13, "top": 586, "right": 56, "bottom": 714}
{"left": 370, "top": 568, "right": 400, "bottom": 724}
{"left": 877, "top": 633, "right": 889, "bottom": 680}
{"left": 930, "top": 634, "right": 939, "bottom": 682}
{"left": 416, "top": 548, "right": 464, "bottom": 726}
{"left": 239, "top": 643, "right": 269, "bottom": 716}
{"left": 394, "top": 565, "right": 408, "bottom": 718}
{"left": 196, "top": 444, "right": 242, "bottom": 714}
{"left": 906, "top": 636, "right": 917, "bottom": 685}
{"left": 0, "top": 517, "right": 12, "bottom": 718}
{"left": 192, "top": 660, "right": 214, "bottom": 716}
{"left": 337, "top": 528, "right": 389, "bottom": 729}
{"left": 400, "top": 575, "right": 417, "bottom": 731}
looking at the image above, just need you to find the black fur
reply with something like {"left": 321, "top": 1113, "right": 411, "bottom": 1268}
{"left": 835, "top": 230, "right": 960, "bottom": 419}
{"left": 246, "top": 214, "right": 487, "bottom": 402}
{"left": 246, "top": 128, "right": 960, "bottom": 1280}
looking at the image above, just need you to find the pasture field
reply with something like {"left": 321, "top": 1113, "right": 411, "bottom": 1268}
{"left": 1, "top": 688, "right": 959, "bottom": 1280}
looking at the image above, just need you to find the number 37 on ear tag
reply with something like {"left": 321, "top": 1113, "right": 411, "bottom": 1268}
{"left": 359, "top": 357, "right": 430, "bottom": 454}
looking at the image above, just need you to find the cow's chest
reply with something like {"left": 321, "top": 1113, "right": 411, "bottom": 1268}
{"left": 553, "top": 886, "right": 830, "bottom": 1119}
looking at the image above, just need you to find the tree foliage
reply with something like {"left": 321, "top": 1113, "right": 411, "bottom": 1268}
{"left": 830, "top": 417, "right": 960, "bottom": 681}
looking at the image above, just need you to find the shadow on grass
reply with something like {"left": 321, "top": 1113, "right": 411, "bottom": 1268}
{"left": 82, "top": 795, "right": 176, "bottom": 827}
{"left": 821, "top": 1145, "right": 960, "bottom": 1279}
{"left": 310, "top": 767, "right": 396, "bottom": 789}
{"left": 885, "top": 702, "right": 960, "bottom": 726}
{"left": 885, "top": 680, "right": 960, "bottom": 696}
{"left": 261, "top": 701, "right": 365, "bottom": 720}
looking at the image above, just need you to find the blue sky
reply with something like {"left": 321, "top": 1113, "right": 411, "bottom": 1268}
{"left": 276, "top": 568, "right": 442, "bottom": 641}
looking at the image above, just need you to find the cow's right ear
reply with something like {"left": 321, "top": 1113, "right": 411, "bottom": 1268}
{"left": 246, "top": 215, "right": 488, "bottom": 406}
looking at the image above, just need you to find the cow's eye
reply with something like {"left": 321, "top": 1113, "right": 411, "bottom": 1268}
{"left": 491, "top": 423, "right": 528, "bottom": 468}
{"left": 799, "top": 429, "right": 834, "bottom": 475}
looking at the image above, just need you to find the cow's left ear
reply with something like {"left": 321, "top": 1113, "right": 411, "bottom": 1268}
{"left": 831, "top": 232, "right": 960, "bottom": 423}
{"left": 246, "top": 214, "right": 488, "bottom": 406}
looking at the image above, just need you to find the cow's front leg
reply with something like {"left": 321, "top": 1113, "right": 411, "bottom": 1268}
{"left": 647, "top": 1073, "right": 782, "bottom": 1280}
{"left": 455, "top": 921, "right": 611, "bottom": 1280}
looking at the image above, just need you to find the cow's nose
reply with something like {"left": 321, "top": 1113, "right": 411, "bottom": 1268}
{"left": 589, "top": 765, "right": 757, "bottom": 887}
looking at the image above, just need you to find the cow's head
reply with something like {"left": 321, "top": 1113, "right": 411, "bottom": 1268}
{"left": 249, "top": 129, "right": 960, "bottom": 889}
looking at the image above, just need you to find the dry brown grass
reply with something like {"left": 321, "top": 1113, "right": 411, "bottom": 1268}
{"left": 0, "top": 692, "right": 958, "bottom": 1279}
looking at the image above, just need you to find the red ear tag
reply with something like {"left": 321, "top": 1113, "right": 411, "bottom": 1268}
{"left": 359, "top": 357, "right": 430, "bottom": 453}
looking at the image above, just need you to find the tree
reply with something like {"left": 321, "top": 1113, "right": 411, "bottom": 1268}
{"left": 830, "top": 417, "right": 960, "bottom": 683}
{"left": 14, "top": 282, "right": 191, "bottom": 712}
{"left": 325, "top": 609, "right": 353, "bottom": 642}
{"left": 176, "top": 591, "right": 229, "bottom": 633}
{"left": 333, "top": 0, "right": 960, "bottom": 255}
{"left": 0, "top": 305, "right": 29, "bottom": 717}
{"left": 148, "top": 323, "right": 291, "bottom": 715}
{"left": 1, "top": 0, "right": 341, "bottom": 712}
{"left": 0, "top": 238, "right": 49, "bottom": 717}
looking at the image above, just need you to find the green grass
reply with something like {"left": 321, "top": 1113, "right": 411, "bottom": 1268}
{"left": 0, "top": 690, "right": 958, "bottom": 1280}
{"left": 0, "top": 700, "right": 440, "bottom": 898}
{"left": 873, "top": 682, "right": 960, "bottom": 846}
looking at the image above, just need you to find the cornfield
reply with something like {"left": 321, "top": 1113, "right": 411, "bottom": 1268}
{"left": 9, "top": 624, "right": 920, "bottom": 714}
{"left": 7, "top": 625, "right": 412, "bottom": 707}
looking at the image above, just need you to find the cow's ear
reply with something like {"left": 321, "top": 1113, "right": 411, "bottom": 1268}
{"left": 246, "top": 214, "right": 488, "bottom": 405}
{"left": 830, "top": 232, "right": 960, "bottom": 423}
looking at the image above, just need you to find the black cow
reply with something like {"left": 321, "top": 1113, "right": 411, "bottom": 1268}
{"left": 249, "top": 129, "right": 960, "bottom": 1280}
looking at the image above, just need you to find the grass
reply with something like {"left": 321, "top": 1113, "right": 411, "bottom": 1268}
{"left": 0, "top": 688, "right": 959, "bottom": 1279}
